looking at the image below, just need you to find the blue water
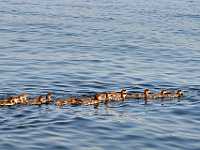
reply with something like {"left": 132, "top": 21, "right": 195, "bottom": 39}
{"left": 0, "top": 0, "right": 200, "bottom": 149}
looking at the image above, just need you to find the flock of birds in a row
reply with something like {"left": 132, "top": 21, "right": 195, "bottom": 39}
{"left": 0, "top": 88, "right": 184, "bottom": 107}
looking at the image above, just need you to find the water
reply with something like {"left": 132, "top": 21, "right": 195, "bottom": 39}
{"left": 0, "top": 0, "right": 200, "bottom": 149}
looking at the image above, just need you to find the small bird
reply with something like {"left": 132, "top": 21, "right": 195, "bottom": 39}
{"left": 159, "top": 89, "right": 183, "bottom": 99}
{"left": 126, "top": 89, "right": 150, "bottom": 99}
{"left": 0, "top": 96, "right": 18, "bottom": 106}
{"left": 18, "top": 93, "right": 29, "bottom": 104}
{"left": 29, "top": 95, "right": 46, "bottom": 105}
{"left": 46, "top": 92, "right": 53, "bottom": 104}
{"left": 126, "top": 92, "right": 143, "bottom": 99}
{"left": 79, "top": 96, "right": 99, "bottom": 105}
{"left": 143, "top": 89, "right": 151, "bottom": 104}
{"left": 55, "top": 98, "right": 66, "bottom": 106}
{"left": 55, "top": 97, "right": 82, "bottom": 106}
{"left": 107, "top": 89, "right": 127, "bottom": 102}
{"left": 66, "top": 97, "right": 83, "bottom": 105}
{"left": 95, "top": 92, "right": 109, "bottom": 104}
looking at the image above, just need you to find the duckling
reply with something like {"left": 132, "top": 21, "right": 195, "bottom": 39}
{"left": 18, "top": 93, "right": 29, "bottom": 104}
{"left": 95, "top": 92, "right": 108, "bottom": 103}
{"left": 55, "top": 97, "right": 82, "bottom": 106}
{"left": 176, "top": 90, "right": 183, "bottom": 97}
{"left": 143, "top": 90, "right": 166, "bottom": 100}
{"left": 154, "top": 89, "right": 174, "bottom": 99}
{"left": 55, "top": 98, "right": 66, "bottom": 106}
{"left": 2, "top": 100, "right": 15, "bottom": 106}
{"left": 46, "top": 92, "right": 53, "bottom": 104}
{"left": 0, "top": 93, "right": 28, "bottom": 106}
{"left": 107, "top": 89, "right": 127, "bottom": 102}
{"left": 144, "top": 89, "right": 184, "bottom": 100}
{"left": 29, "top": 96, "right": 46, "bottom": 105}
{"left": 30, "top": 92, "right": 52, "bottom": 105}
{"left": 66, "top": 97, "right": 82, "bottom": 105}
{"left": 160, "top": 89, "right": 183, "bottom": 98}
{"left": 79, "top": 96, "right": 99, "bottom": 105}
{"left": 106, "top": 92, "right": 115, "bottom": 101}
{"left": 1, "top": 96, "right": 18, "bottom": 106}
{"left": 126, "top": 92, "right": 143, "bottom": 99}
{"left": 143, "top": 89, "right": 152, "bottom": 104}
{"left": 0, "top": 100, "right": 4, "bottom": 106}
{"left": 0, "top": 98, "right": 9, "bottom": 106}
{"left": 160, "top": 90, "right": 168, "bottom": 97}
{"left": 143, "top": 88, "right": 151, "bottom": 98}
{"left": 126, "top": 89, "right": 151, "bottom": 99}
{"left": 120, "top": 89, "right": 127, "bottom": 100}
{"left": 7, "top": 96, "right": 21, "bottom": 105}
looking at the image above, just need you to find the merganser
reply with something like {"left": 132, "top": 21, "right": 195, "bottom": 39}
{"left": 0, "top": 96, "right": 18, "bottom": 106}
{"left": 95, "top": 92, "right": 108, "bottom": 103}
{"left": 107, "top": 89, "right": 127, "bottom": 102}
{"left": 29, "top": 95, "right": 46, "bottom": 105}
{"left": 55, "top": 98, "right": 66, "bottom": 106}
{"left": 160, "top": 89, "right": 183, "bottom": 98}
{"left": 55, "top": 97, "right": 82, "bottom": 106}
{"left": 79, "top": 96, "right": 99, "bottom": 105}
{"left": 18, "top": 93, "right": 29, "bottom": 104}
{"left": 126, "top": 89, "right": 150, "bottom": 99}
{"left": 46, "top": 92, "right": 53, "bottom": 104}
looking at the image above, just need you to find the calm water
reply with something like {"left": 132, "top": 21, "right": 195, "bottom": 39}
{"left": 0, "top": 0, "right": 200, "bottom": 149}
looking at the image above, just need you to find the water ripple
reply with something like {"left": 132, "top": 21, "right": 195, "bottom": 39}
{"left": 0, "top": 0, "right": 200, "bottom": 149}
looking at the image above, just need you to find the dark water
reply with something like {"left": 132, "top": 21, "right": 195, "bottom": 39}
{"left": 0, "top": 0, "right": 200, "bottom": 149}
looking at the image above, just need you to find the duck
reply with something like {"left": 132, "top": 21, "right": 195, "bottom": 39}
{"left": 142, "top": 90, "right": 165, "bottom": 100}
{"left": 95, "top": 92, "right": 108, "bottom": 103}
{"left": 29, "top": 95, "right": 46, "bottom": 105}
{"left": 142, "top": 89, "right": 184, "bottom": 101}
{"left": 45, "top": 92, "right": 53, "bottom": 104}
{"left": 2, "top": 100, "right": 15, "bottom": 106}
{"left": 18, "top": 93, "right": 29, "bottom": 104}
{"left": 126, "top": 89, "right": 150, "bottom": 99}
{"left": 0, "top": 93, "right": 29, "bottom": 106}
{"left": 0, "top": 100, "right": 8, "bottom": 106}
{"left": 126, "top": 92, "right": 141, "bottom": 99}
{"left": 107, "top": 89, "right": 127, "bottom": 102}
{"left": 0, "top": 96, "right": 18, "bottom": 106}
{"left": 120, "top": 89, "right": 127, "bottom": 100}
{"left": 79, "top": 96, "right": 99, "bottom": 105}
{"left": 143, "top": 89, "right": 151, "bottom": 103}
{"left": 55, "top": 98, "right": 66, "bottom": 106}
{"left": 159, "top": 89, "right": 183, "bottom": 99}
{"left": 29, "top": 92, "right": 53, "bottom": 105}
{"left": 176, "top": 90, "right": 184, "bottom": 97}
{"left": 0, "top": 100, "right": 4, "bottom": 106}
{"left": 9, "top": 96, "right": 21, "bottom": 104}
{"left": 55, "top": 97, "right": 82, "bottom": 106}
{"left": 66, "top": 97, "right": 83, "bottom": 105}
{"left": 151, "top": 90, "right": 173, "bottom": 99}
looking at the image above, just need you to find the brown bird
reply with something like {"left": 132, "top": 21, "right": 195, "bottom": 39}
{"left": 55, "top": 97, "right": 82, "bottom": 106}
{"left": 0, "top": 96, "right": 18, "bottom": 106}
{"left": 159, "top": 89, "right": 183, "bottom": 99}
{"left": 107, "top": 89, "right": 127, "bottom": 101}
{"left": 55, "top": 98, "right": 66, "bottom": 106}
{"left": 95, "top": 92, "right": 108, "bottom": 103}
{"left": 18, "top": 93, "right": 29, "bottom": 104}
{"left": 66, "top": 97, "right": 83, "bottom": 105}
{"left": 79, "top": 96, "right": 99, "bottom": 105}
{"left": 46, "top": 92, "right": 53, "bottom": 104}
{"left": 29, "top": 95, "right": 46, "bottom": 105}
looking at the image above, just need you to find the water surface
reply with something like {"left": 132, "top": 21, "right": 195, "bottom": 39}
{"left": 0, "top": 0, "right": 200, "bottom": 149}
